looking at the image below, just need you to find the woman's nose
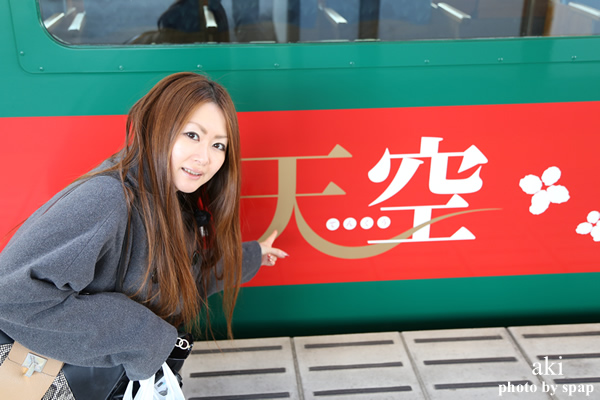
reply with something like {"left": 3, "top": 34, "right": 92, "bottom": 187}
{"left": 193, "top": 144, "right": 210, "bottom": 165}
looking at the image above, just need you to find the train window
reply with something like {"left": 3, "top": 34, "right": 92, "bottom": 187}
{"left": 39, "top": 0, "right": 600, "bottom": 45}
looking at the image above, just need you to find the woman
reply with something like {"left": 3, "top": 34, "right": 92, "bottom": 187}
{"left": 0, "top": 72, "right": 287, "bottom": 388}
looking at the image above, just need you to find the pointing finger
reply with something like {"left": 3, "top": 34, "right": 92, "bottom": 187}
{"left": 264, "top": 230, "right": 278, "bottom": 247}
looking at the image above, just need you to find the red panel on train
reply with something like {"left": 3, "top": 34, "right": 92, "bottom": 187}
{"left": 1, "top": 102, "right": 599, "bottom": 287}
{"left": 238, "top": 102, "right": 600, "bottom": 285}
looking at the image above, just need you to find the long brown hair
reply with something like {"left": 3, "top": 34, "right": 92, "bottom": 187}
{"left": 83, "top": 72, "right": 242, "bottom": 336}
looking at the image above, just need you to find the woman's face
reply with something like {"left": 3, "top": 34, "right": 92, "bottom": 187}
{"left": 171, "top": 102, "right": 228, "bottom": 193}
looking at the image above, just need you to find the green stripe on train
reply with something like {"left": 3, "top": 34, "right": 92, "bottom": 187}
{"left": 204, "top": 273, "right": 600, "bottom": 339}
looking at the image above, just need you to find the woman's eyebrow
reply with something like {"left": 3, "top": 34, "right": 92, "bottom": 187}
{"left": 188, "top": 121, "right": 208, "bottom": 134}
{"left": 188, "top": 121, "right": 227, "bottom": 140}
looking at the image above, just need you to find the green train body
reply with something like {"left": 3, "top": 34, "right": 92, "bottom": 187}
{"left": 1, "top": 0, "right": 599, "bottom": 338}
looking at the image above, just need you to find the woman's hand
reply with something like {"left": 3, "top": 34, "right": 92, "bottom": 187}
{"left": 259, "top": 230, "right": 289, "bottom": 266}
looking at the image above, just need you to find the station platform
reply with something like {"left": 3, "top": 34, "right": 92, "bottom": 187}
{"left": 180, "top": 323, "right": 600, "bottom": 400}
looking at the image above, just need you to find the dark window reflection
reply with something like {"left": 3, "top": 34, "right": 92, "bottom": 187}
{"left": 38, "top": 0, "right": 600, "bottom": 45}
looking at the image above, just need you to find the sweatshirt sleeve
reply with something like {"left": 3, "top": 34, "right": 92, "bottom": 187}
{"left": 204, "top": 241, "right": 262, "bottom": 299}
{"left": 241, "top": 241, "right": 263, "bottom": 284}
{"left": 0, "top": 177, "right": 177, "bottom": 380}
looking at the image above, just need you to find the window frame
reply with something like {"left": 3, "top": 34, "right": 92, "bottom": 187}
{"left": 10, "top": 0, "right": 600, "bottom": 75}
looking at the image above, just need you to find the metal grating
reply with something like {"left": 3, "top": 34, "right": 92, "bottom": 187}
{"left": 180, "top": 337, "right": 300, "bottom": 400}
{"left": 180, "top": 325, "right": 600, "bottom": 400}
{"left": 402, "top": 327, "right": 551, "bottom": 400}
{"left": 293, "top": 332, "right": 425, "bottom": 400}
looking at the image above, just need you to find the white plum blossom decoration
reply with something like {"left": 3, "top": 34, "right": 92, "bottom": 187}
{"left": 576, "top": 211, "right": 600, "bottom": 242}
{"left": 519, "top": 166, "right": 570, "bottom": 215}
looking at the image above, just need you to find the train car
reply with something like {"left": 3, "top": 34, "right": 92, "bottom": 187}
{"left": 1, "top": 0, "right": 599, "bottom": 339}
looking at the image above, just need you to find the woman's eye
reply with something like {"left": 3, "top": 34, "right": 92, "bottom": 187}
{"left": 213, "top": 143, "right": 227, "bottom": 151}
{"left": 185, "top": 132, "right": 199, "bottom": 141}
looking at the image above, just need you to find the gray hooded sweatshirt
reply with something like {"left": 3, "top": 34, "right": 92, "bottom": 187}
{"left": 0, "top": 162, "right": 262, "bottom": 380}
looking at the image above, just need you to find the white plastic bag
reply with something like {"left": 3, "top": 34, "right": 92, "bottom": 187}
{"left": 153, "top": 362, "right": 185, "bottom": 400}
{"left": 124, "top": 363, "right": 185, "bottom": 400}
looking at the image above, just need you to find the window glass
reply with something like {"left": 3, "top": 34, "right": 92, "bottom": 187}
{"left": 39, "top": 0, "right": 600, "bottom": 45}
